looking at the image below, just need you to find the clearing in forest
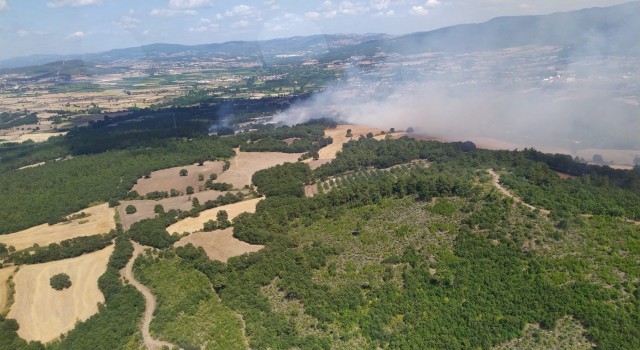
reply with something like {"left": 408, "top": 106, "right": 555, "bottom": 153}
{"left": 306, "top": 125, "right": 386, "bottom": 169}
{"left": 175, "top": 228, "right": 264, "bottom": 262}
{"left": 7, "top": 244, "right": 114, "bottom": 343}
{"left": 166, "top": 198, "right": 262, "bottom": 234}
{"left": 0, "top": 266, "right": 16, "bottom": 313}
{"left": 216, "top": 149, "right": 302, "bottom": 189}
{"left": 0, "top": 203, "right": 116, "bottom": 251}
{"left": 132, "top": 161, "right": 223, "bottom": 195}
{"left": 117, "top": 189, "right": 228, "bottom": 230}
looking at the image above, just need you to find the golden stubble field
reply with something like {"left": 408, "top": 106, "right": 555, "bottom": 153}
{"left": 217, "top": 149, "right": 302, "bottom": 189}
{"left": 167, "top": 197, "right": 262, "bottom": 234}
{"left": 132, "top": 161, "right": 224, "bottom": 195}
{"left": 117, "top": 189, "right": 229, "bottom": 230}
{"left": 0, "top": 203, "right": 116, "bottom": 251}
{"left": 175, "top": 227, "right": 264, "bottom": 262}
{"left": 7, "top": 244, "right": 114, "bottom": 343}
{"left": 306, "top": 125, "right": 386, "bottom": 169}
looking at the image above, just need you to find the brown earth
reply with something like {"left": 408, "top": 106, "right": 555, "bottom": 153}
{"left": 166, "top": 198, "right": 262, "bottom": 234}
{"left": 217, "top": 149, "right": 302, "bottom": 189}
{"left": 0, "top": 266, "right": 16, "bottom": 314}
{"left": 120, "top": 242, "right": 176, "bottom": 350}
{"left": 117, "top": 189, "right": 228, "bottom": 230}
{"left": 174, "top": 228, "right": 264, "bottom": 262}
{"left": 132, "top": 161, "right": 223, "bottom": 195}
{"left": 7, "top": 245, "right": 114, "bottom": 343}
{"left": 0, "top": 203, "right": 116, "bottom": 251}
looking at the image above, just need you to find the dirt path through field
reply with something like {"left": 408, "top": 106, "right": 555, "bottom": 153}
{"left": 488, "top": 169, "right": 550, "bottom": 215}
{"left": 120, "top": 242, "right": 177, "bottom": 350}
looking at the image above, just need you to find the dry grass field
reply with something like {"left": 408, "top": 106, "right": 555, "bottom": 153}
{"left": 0, "top": 203, "right": 116, "bottom": 251}
{"left": 132, "top": 161, "right": 223, "bottom": 195}
{"left": 166, "top": 198, "right": 262, "bottom": 234}
{"left": 0, "top": 266, "right": 16, "bottom": 314}
{"left": 117, "top": 190, "right": 228, "bottom": 230}
{"left": 174, "top": 228, "right": 264, "bottom": 262}
{"left": 306, "top": 125, "right": 385, "bottom": 169}
{"left": 7, "top": 244, "right": 114, "bottom": 343}
{"left": 217, "top": 150, "right": 302, "bottom": 189}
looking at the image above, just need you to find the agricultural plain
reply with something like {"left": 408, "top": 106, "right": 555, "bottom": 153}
{"left": 217, "top": 150, "right": 302, "bottom": 188}
{"left": 175, "top": 228, "right": 264, "bottom": 262}
{"left": 0, "top": 203, "right": 115, "bottom": 250}
{"left": 7, "top": 244, "right": 114, "bottom": 343}
{"left": 166, "top": 198, "right": 262, "bottom": 234}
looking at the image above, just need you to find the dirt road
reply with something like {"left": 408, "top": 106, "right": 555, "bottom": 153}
{"left": 487, "top": 169, "right": 550, "bottom": 215}
{"left": 120, "top": 242, "right": 177, "bottom": 350}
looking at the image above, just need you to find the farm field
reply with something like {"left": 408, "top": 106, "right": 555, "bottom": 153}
{"left": 175, "top": 227, "right": 264, "bottom": 262}
{"left": 306, "top": 124, "right": 385, "bottom": 169}
{"left": 132, "top": 161, "right": 223, "bottom": 195}
{"left": 217, "top": 149, "right": 302, "bottom": 189}
{"left": 0, "top": 203, "right": 115, "bottom": 250}
{"left": 7, "top": 244, "right": 114, "bottom": 343}
{"left": 117, "top": 189, "right": 228, "bottom": 230}
{"left": 166, "top": 197, "right": 262, "bottom": 234}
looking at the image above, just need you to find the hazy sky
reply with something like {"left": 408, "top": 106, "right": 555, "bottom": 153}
{"left": 0, "top": 0, "right": 634, "bottom": 60}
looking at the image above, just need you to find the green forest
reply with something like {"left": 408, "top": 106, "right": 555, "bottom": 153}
{"left": 1, "top": 102, "right": 640, "bottom": 349}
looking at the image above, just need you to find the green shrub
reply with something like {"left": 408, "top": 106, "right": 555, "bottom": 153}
{"left": 50, "top": 273, "right": 72, "bottom": 290}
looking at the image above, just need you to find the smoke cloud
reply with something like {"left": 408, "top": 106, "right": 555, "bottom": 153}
{"left": 275, "top": 50, "right": 640, "bottom": 166}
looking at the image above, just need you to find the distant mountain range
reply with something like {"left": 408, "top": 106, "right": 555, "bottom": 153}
{"left": 2, "top": 1, "right": 639, "bottom": 70}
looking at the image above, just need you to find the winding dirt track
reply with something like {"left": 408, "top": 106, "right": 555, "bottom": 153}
{"left": 487, "top": 169, "right": 551, "bottom": 215}
{"left": 120, "top": 242, "right": 177, "bottom": 350}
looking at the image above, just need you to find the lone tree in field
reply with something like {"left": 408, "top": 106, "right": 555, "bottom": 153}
{"left": 179, "top": 168, "right": 188, "bottom": 176}
{"left": 125, "top": 205, "right": 137, "bottom": 214}
{"left": 406, "top": 127, "right": 415, "bottom": 133}
{"left": 346, "top": 129, "right": 353, "bottom": 137}
{"left": 50, "top": 273, "right": 72, "bottom": 290}
{"left": 223, "top": 160, "right": 231, "bottom": 171}
{"left": 186, "top": 186, "right": 194, "bottom": 195}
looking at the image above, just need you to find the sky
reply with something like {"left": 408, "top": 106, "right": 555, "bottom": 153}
{"left": 0, "top": 0, "right": 634, "bottom": 60}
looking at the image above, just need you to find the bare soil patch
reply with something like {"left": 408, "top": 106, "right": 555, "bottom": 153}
{"left": 554, "top": 171, "right": 577, "bottom": 180}
{"left": 117, "top": 189, "right": 227, "bottom": 230}
{"left": 175, "top": 228, "right": 264, "bottom": 262}
{"left": 7, "top": 244, "right": 114, "bottom": 343}
{"left": 132, "top": 161, "right": 223, "bottom": 195}
{"left": 217, "top": 149, "right": 302, "bottom": 189}
{"left": 167, "top": 198, "right": 262, "bottom": 234}
{"left": 0, "top": 203, "right": 116, "bottom": 251}
{"left": 0, "top": 266, "right": 16, "bottom": 314}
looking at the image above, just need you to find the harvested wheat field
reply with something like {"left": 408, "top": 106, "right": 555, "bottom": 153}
{"left": 7, "top": 244, "right": 114, "bottom": 343}
{"left": 118, "top": 189, "right": 227, "bottom": 230}
{"left": 306, "top": 125, "right": 385, "bottom": 169}
{"left": 133, "top": 161, "right": 223, "bottom": 195}
{"left": 217, "top": 149, "right": 302, "bottom": 189}
{"left": 0, "top": 266, "right": 16, "bottom": 313}
{"left": 175, "top": 228, "right": 264, "bottom": 262}
{"left": 167, "top": 198, "right": 262, "bottom": 234}
{"left": 0, "top": 203, "right": 116, "bottom": 251}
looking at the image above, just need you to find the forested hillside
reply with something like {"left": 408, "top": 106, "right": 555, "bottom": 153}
{"left": 1, "top": 117, "right": 639, "bottom": 349}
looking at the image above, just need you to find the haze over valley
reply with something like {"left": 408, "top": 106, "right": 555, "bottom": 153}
{"left": 1, "top": 2, "right": 640, "bottom": 350}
